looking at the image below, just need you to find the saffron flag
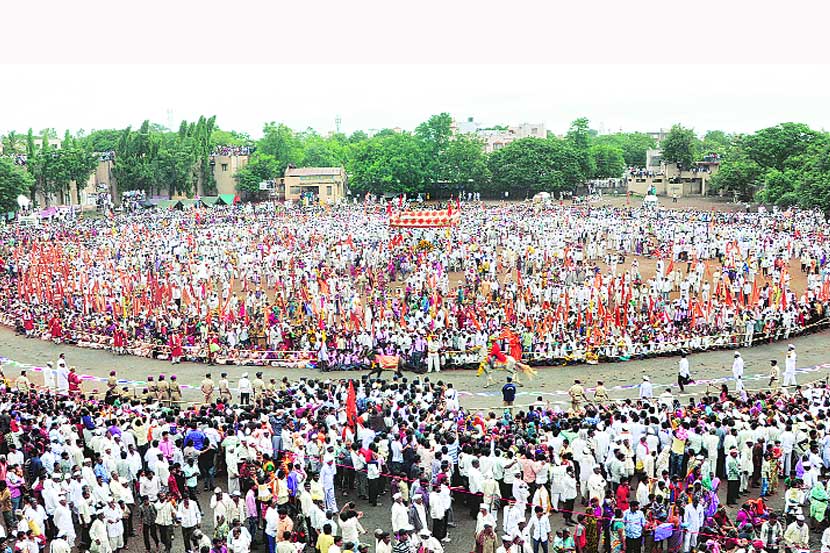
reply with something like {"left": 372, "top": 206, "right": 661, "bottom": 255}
{"left": 346, "top": 380, "right": 357, "bottom": 427}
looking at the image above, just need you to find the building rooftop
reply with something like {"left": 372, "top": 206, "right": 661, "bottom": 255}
{"left": 284, "top": 167, "right": 343, "bottom": 177}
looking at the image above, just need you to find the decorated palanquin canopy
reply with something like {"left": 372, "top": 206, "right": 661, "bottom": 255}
{"left": 389, "top": 209, "right": 460, "bottom": 228}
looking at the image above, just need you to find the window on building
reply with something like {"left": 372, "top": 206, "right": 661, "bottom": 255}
{"left": 290, "top": 187, "right": 301, "bottom": 194}
{"left": 221, "top": 163, "right": 228, "bottom": 172}
{"left": 326, "top": 186, "right": 333, "bottom": 196}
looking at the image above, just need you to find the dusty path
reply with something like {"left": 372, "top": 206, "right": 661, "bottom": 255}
{"left": 2, "top": 325, "right": 829, "bottom": 409}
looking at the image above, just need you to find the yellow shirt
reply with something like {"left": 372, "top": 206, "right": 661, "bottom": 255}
{"left": 317, "top": 534, "right": 334, "bottom": 553}
{"left": 671, "top": 436, "right": 686, "bottom": 455}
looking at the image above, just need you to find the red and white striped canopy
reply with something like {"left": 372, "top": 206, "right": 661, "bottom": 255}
{"left": 389, "top": 209, "right": 460, "bottom": 228}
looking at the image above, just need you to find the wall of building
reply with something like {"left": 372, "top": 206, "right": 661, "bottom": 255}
{"left": 212, "top": 155, "right": 248, "bottom": 196}
{"left": 283, "top": 175, "right": 346, "bottom": 203}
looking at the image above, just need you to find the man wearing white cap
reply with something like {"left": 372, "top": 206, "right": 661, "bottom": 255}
{"left": 476, "top": 504, "right": 496, "bottom": 536}
{"left": 783, "top": 514, "right": 809, "bottom": 553}
{"left": 320, "top": 455, "right": 337, "bottom": 512}
{"left": 784, "top": 345, "right": 797, "bottom": 387}
{"left": 391, "top": 493, "right": 410, "bottom": 534}
{"left": 732, "top": 352, "right": 744, "bottom": 392}
{"left": 409, "top": 494, "right": 428, "bottom": 533}
{"left": 210, "top": 487, "right": 233, "bottom": 526}
{"left": 50, "top": 531, "right": 71, "bottom": 553}
{"left": 419, "top": 529, "right": 444, "bottom": 553}
{"left": 53, "top": 495, "right": 76, "bottom": 545}
{"left": 495, "top": 534, "right": 512, "bottom": 553}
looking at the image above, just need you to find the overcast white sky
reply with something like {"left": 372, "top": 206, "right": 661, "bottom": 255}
{"left": 2, "top": 64, "right": 829, "bottom": 138}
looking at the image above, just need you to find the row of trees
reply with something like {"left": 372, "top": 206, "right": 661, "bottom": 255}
{"left": 0, "top": 117, "right": 237, "bottom": 213}
{"left": 700, "top": 122, "right": 830, "bottom": 211}
{"left": 236, "top": 114, "right": 657, "bottom": 197}
{"left": 6, "top": 115, "right": 830, "bottom": 213}
{"left": 110, "top": 117, "right": 217, "bottom": 198}
{"left": 0, "top": 129, "right": 99, "bottom": 212}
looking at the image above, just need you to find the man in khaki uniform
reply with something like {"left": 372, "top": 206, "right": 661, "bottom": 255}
{"left": 219, "top": 372, "right": 232, "bottom": 403}
{"left": 106, "top": 371, "right": 118, "bottom": 394}
{"left": 252, "top": 372, "right": 265, "bottom": 404}
{"left": 169, "top": 375, "right": 182, "bottom": 404}
{"left": 147, "top": 375, "right": 158, "bottom": 400}
{"left": 568, "top": 379, "right": 586, "bottom": 412}
{"left": 156, "top": 374, "right": 170, "bottom": 404}
{"left": 15, "top": 370, "right": 31, "bottom": 394}
{"left": 593, "top": 380, "right": 610, "bottom": 403}
{"left": 200, "top": 373, "right": 215, "bottom": 404}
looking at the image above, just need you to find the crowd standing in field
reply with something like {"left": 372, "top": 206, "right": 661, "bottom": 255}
{"left": 2, "top": 201, "right": 830, "bottom": 372}
{"left": 0, "top": 348, "right": 828, "bottom": 553}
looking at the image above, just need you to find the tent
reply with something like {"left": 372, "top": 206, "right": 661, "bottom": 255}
{"left": 179, "top": 199, "right": 200, "bottom": 209}
{"left": 156, "top": 199, "right": 183, "bottom": 210}
{"left": 218, "top": 193, "right": 240, "bottom": 206}
{"left": 200, "top": 196, "right": 221, "bottom": 208}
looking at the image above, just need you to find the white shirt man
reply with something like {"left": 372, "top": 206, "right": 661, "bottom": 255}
{"left": 683, "top": 499, "right": 705, "bottom": 553}
{"left": 177, "top": 497, "right": 202, "bottom": 528}
{"left": 391, "top": 494, "right": 411, "bottom": 533}
{"left": 210, "top": 489, "right": 234, "bottom": 525}
{"left": 53, "top": 498, "right": 76, "bottom": 543}
{"left": 526, "top": 509, "right": 551, "bottom": 545}
{"left": 733, "top": 353, "right": 745, "bottom": 391}
{"left": 639, "top": 377, "right": 653, "bottom": 399}
{"left": 678, "top": 356, "right": 690, "bottom": 381}
{"left": 784, "top": 346, "right": 797, "bottom": 386}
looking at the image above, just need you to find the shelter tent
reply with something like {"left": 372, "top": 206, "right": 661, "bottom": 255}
{"left": 218, "top": 194, "right": 240, "bottom": 206}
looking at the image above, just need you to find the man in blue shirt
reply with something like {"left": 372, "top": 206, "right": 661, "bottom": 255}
{"left": 623, "top": 501, "right": 646, "bottom": 553}
{"left": 502, "top": 377, "right": 517, "bottom": 407}
{"left": 184, "top": 423, "right": 205, "bottom": 452}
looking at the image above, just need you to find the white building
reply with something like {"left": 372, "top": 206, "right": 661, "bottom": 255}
{"left": 451, "top": 118, "right": 547, "bottom": 153}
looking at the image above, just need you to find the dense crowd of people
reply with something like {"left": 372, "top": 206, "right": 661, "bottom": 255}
{"left": 1, "top": 201, "right": 829, "bottom": 371}
{"left": 0, "top": 347, "right": 829, "bottom": 553}
{"left": 211, "top": 146, "right": 254, "bottom": 157}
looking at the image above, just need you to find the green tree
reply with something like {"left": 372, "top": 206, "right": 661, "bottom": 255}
{"left": 756, "top": 168, "right": 799, "bottom": 206}
{"left": 348, "top": 132, "right": 428, "bottom": 194}
{"left": 589, "top": 144, "right": 625, "bottom": 178}
{"left": 0, "top": 157, "right": 34, "bottom": 214}
{"left": 211, "top": 128, "right": 252, "bottom": 147}
{"left": 708, "top": 153, "right": 763, "bottom": 201}
{"left": 565, "top": 117, "right": 594, "bottom": 181}
{"left": 235, "top": 153, "right": 281, "bottom": 195}
{"left": 742, "top": 122, "right": 819, "bottom": 171}
{"left": 112, "top": 121, "right": 162, "bottom": 195}
{"left": 700, "top": 130, "right": 732, "bottom": 157}
{"left": 593, "top": 133, "right": 656, "bottom": 167}
{"left": 661, "top": 124, "right": 698, "bottom": 170}
{"left": 487, "top": 137, "right": 583, "bottom": 197}
{"left": 415, "top": 113, "right": 453, "bottom": 178}
{"left": 258, "top": 122, "right": 303, "bottom": 175}
{"left": 299, "top": 134, "right": 347, "bottom": 167}
{"left": 348, "top": 130, "right": 369, "bottom": 144}
{"left": 63, "top": 145, "right": 99, "bottom": 202}
{"left": 790, "top": 137, "right": 830, "bottom": 212}
{"left": 31, "top": 136, "right": 73, "bottom": 205}
{"left": 82, "top": 129, "right": 122, "bottom": 152}
{"left": 442, "top": 134, "right": 490, "bottom": 191}
{"left": 1, "top": 132, "right": 24, "bottom": 155}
